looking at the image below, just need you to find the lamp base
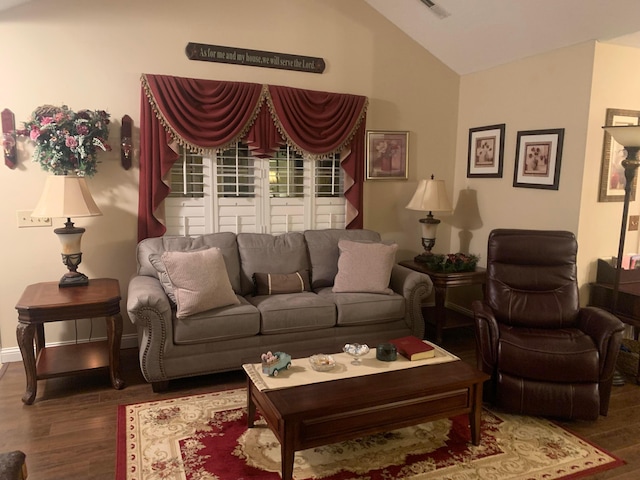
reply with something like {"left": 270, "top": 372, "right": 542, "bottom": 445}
{"left": 59, "top": 271, "right": 89, "bottom": 288}
{"left": 415, "top": 252, "right": 436, "bottom": 263}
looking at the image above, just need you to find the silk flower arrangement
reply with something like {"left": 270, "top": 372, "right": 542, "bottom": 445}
{"left": 20, "top": 104, "right": 111, "bottom": 177}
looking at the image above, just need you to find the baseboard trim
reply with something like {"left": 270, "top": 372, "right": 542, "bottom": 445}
{"left": 0, "top": 333, "right": 139, "bottom": 364}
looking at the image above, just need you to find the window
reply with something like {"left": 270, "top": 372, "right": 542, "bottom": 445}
{"left": 165, "top": 142, "right": 345, "bottom": 236}
{"left": 269, "top": 146, "right": 304, "bottom": 198}
{"left": 168, "top": 150, "right": 204, "bottom": 198}
{"left": 217, "top": 142, "right": 255, "bottom": 198}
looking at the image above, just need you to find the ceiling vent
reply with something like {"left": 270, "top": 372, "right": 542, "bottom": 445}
{"left": 419, "top": 0, "right": 451, "bottom": 19}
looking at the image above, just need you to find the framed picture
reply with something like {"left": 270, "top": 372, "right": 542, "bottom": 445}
{"left": 513, "top": 128, "right": 564, "bottom": 190}
{"left": 366, "top": 130, "right": 409, "bottom": 180}
{"left": 467, "top": 124, "right": 505, "bottom": 178}
{"left": 598, "top": 108, "right": 640, "bottom": 202}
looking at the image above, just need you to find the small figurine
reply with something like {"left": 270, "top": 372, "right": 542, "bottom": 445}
{"left": 261, "top": 351, "right": 292, "bottom": 376}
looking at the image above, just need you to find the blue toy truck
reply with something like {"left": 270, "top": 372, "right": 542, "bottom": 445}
{"left": 261, "top": 351, "right": 292, "bottom": 376}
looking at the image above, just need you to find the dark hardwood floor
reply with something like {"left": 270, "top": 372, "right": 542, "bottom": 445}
{"left": 0, "top": 327, "right": 638, "bottom": 479}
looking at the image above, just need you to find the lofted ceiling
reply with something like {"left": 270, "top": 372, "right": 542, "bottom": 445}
{"left": 364, "top": 0, "right": 640, "bottom": 74}
{"left": 2, "top": 0, "right": 640, "bottom": 75}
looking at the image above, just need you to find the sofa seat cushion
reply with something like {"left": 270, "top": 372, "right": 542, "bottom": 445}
{"left": 173, "top": 296, "right": 260, "bottom": 345}
{"left": 247, "top": 292, "right": 336, "bottom": 334}
{"left": 497, "top": 324, "right": 599, "bottom": 383}
{"left": 316, "top": 287, "right": 405, "bottom": 326}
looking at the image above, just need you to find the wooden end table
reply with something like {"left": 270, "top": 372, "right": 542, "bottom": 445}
{"left": 15, "top": 278, "right": 125, "bottom": 405}
{"left": 400, "top": 261, "right": 486, "bottom": 343}
{"left": 589, "top": 281, "right": 640, "bottom": 384}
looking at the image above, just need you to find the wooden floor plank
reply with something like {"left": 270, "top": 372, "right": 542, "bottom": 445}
{"left": 0, "top": 327, "right": 637, "bottom": 479}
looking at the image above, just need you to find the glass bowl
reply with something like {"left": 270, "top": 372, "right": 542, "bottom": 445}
{"left": 343, "top": 343, "right": 370, "bottom": 365}
{"left": 309, "top": 354, "right": 336, "bottom": 371}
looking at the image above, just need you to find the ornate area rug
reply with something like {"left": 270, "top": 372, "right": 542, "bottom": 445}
{"left": 116, "top": 388, "right": 623, "bottom": 480}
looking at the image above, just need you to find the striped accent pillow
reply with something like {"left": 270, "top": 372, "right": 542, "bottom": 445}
{"left": 253, "top": 270, "right": 311, "bottom": 295}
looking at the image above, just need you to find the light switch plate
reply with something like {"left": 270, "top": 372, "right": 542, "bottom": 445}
{"left": 17, "top": 210, "right": 51, "bottom": 227}
{"left": 629, "top": 215, "right": 639, "bottom": 231}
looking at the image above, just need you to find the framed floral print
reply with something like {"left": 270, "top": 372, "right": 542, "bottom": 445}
{"left": 366, "top": 131, "right": 409, "bottom": 180}
{"left": 513, "top": 128, "right": 564, "bottom": 190}
{"left": 598, "top": 108, "right": 640, "bottom": 202}
{"left": 467, "top": 123, "right": 505, "bottom": 178}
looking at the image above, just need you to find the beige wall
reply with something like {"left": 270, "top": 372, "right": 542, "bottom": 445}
{"left": 453, "top": 41, "right": 640, "bottom": 308}
{"left": 0, "top": 0, "right": 458, "bottom": 358}
{"left": 454, "top": 41, "right": 595, "bottom": 252}
{"left": 579, "top": 43, "right": 640, "bottom": 291}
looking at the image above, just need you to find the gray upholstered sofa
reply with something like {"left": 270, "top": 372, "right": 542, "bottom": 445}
{"left": 127, "top": 229, "right": 433, "bottom": 391}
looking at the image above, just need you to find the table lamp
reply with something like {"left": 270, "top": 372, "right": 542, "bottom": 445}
{"left": 31, "top": 175, "right": 102, "bottom": 287}
{"left": 406, "top": 175, "right": 452, "bottom": 261}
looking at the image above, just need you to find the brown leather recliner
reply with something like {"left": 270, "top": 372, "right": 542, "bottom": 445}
{"left": 472, "top": 229, "right": 624, "bottom": 420}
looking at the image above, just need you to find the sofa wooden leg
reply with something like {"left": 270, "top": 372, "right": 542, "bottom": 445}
{"left": 151, "top": 380, "right": 169, "bottom": 392}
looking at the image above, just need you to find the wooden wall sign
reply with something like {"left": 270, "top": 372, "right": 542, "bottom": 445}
{"left": 2, "top": 108, "right": 17, "bottom": 169}
{"left": 185, "top": 42, "right": 325, "bottom": 74}
{"left": 120, "top": 114, "right": 133, "bottom": 170}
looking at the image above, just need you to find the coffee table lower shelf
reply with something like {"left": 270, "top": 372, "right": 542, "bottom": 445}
{"left": 246, "top": 360, "right": 489, "bottom": 480}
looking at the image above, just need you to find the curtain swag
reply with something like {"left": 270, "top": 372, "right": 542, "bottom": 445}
{"left": 138, "top": 73, "right": 368, "bottom": 241}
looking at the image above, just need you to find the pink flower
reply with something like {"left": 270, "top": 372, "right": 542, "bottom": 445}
{"left": 54, "top": 112, "right": 64, "bottom": 122}
{"left": 76, "top": 124, "right": 89, "bottom": 135}
{"left": 29, "top": 127, "right": 41, "bottom": 141}
{"left": 65, "top": 136, "right": 78, "bottom": 148}
{"left": 40, "top": 117, "right": 53, "bottom": 126}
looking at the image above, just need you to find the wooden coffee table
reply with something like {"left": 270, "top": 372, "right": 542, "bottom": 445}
{"left": 247, "top": 359, "right": 489, "bottom": 480}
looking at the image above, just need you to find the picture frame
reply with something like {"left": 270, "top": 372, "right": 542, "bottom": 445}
{"left": 366, "top": 130, "right": 409, "bottom": 180}
{"left": 598, "top": 108, "right": 640, "bottom": 202}
{"left": 467, "top": 124, "right": 505, "bottom": 178}
{"left": 513, "top": 128, "right": 564, "bottom": 190}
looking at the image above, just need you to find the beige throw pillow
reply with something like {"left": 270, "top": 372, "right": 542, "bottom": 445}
{"left": 332, "top": 240, "right": 398, "bottom": 294}
{"left": 161, "top": 248, "right": 239, "bottom": 318}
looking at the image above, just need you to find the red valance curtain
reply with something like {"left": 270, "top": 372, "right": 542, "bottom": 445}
{"left": 138, "top": 73, "right": 367, "bottom": 241}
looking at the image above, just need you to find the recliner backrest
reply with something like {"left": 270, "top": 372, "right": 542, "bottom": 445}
{"left": 486, "top": 229, "right": 579, "bottom": 328}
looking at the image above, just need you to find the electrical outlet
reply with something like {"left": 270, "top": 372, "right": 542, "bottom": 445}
{"left": 17, "top": 210, "right": 52, "bottom": 228}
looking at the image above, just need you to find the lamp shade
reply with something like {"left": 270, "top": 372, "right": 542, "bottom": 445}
{"left": 406, "top": 178, "right": 452, "bottom": 213}
{"left": 603, "top": 125, "right": 640, "bottom": 148}
{"left": 32, "top": 175, "right": 102, "bottom": 218}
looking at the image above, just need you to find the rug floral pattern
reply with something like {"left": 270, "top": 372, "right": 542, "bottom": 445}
{"left": 117, "top": 388, "right": 622, "bottom": 480}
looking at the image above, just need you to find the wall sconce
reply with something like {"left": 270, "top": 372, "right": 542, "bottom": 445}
{"left": 121, "top": 114, "right": 133, "bottom": 170}
{"left": 2, "top": 108, "right": 17, "bottom": 169}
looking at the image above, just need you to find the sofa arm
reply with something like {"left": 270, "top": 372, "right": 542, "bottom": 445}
{"left": 390, "top": 264, "right": 433, "bottom": 339}
{"left": 127, "top": 275, "right": 174, "bottom": 383}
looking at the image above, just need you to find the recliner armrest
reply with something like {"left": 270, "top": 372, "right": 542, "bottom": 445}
{"left": 577, "top": 306, "right": 625, "bottom": 373}
{"left": 472, "top": 300, "right": 500, "bottom": 373}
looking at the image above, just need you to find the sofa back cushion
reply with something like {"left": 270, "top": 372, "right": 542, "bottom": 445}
{"left": 332, "top": 239, "right": 397, "bottom": 294}
{"left": 303, "top": 229, "right": 381, "bottom": 289}
{"left": 237, "top": 232, "right": 310, "bottom": 296}
{"left": 136, "top": 232, "right": 242, "bottom": 293}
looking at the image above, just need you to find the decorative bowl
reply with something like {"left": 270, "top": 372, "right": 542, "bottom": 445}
{"left": 309, "top": 354, "right": 336, "bottom": 372}
{"left": 343, "top": 343, "right": 370, "bottom": 365}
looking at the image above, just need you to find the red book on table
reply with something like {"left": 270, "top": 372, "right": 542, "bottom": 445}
{"left": 389, "top": 336, "right": 435, "bottom": 361}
